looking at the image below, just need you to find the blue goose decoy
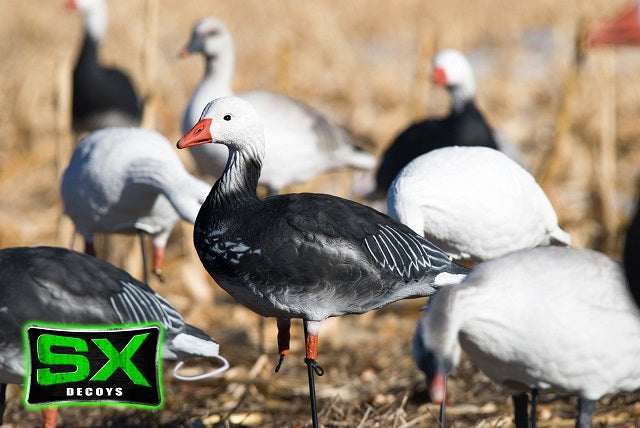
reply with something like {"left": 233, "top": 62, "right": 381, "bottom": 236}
{"left": 413, "top": 246, "right": 640, "bottom": 428}
{"left": 372, "top": 49, "right": 522, "bottom": 198}
{"left": 67, "top": 0, "right": 142, "bottom": 134}
{"left": 0, "top": 246, "right": 228, "bottom": 428}
{"left": 176, "top": 96, "right": 469, "bottom": 428}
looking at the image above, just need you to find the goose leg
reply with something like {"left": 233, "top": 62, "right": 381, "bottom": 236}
{"left": 138, "top": 230, "right": 149, "bottom": 285}
{"left": 512, "top": 393, "right": 528, "bottom": 428}
{"left": 274, "top": 318, "right": 290, "bottom": 372}
{"left": 575, "top": 398, "right": 595, "bottom": 428}
{"left": 303, "top": 320, "right": 324, "bottom": 428}
{"left": 259, "top": 180, "right": 279, "bottom": 356}
{"left": 152, "top": 244, "right": 166, "bottom": 282}
{"left": 41, "top": 407, "right": 58, "bottom": 428}
{"left": 0, "top": 383, "right": 6, "bottom": 424}
{"left": 84, "top": 240, "right": 97, "bottom": 257}
{"left": 258, "top": 316, "right": 266, "bottom": 354}
{"left": 530, "top": 388, "right": 538, "bottom": 428}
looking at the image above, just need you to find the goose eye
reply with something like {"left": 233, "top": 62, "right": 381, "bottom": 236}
{"left": 223, "top": 115, "right": 231, "bottom": 121}
{"left": 203, "top": 29, "right": 220, "bottom": 37}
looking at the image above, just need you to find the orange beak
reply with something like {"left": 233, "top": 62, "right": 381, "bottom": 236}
{"left": 178, "top": 47, "right": 191, "bottom": 58}
{"left": 65, "top": 0, "right": 77, "bottom": 10}
{"left": 177, "top": 118, "right": 213, "bottom": 149}
{"left": 432, "top": 67, "right": 447, "bottom": 86}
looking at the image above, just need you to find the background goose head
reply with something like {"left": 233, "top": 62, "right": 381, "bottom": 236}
{"left": 180, "top": 17, "right": 233, "bottom": 61}
{"left": 66, "top": 0, "right": 106, "bottom": 41}
{"left": 432, "top": 49, "right": 476, "bottom": 109}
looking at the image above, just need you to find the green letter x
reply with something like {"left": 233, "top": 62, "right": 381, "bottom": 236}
{"left": 90, "top": 333, "right": 151, "bottom": 386}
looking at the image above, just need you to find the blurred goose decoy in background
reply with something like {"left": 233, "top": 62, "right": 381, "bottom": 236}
{"left": 388, "top": 146, "right": 570, "bottom": 264}
{"left": 67, "top": 0, "right": 143, "bottom": 134}
{"left": 61, "top": 127, "right": 210, "bottom": 283}
{"left": 372, "top": 49, "right": 522, "bottom": 198}
{"left": 624, "top": 202, "right": 639, "bottom": 308}
{"left": 177, "top": 96, "right": 470, "bottom": 428}
{"left": 180, "top": 17, "right": 375, "bottom": 195}
{"left": 0, "top": 246, "right": 228, "bottom": 428}
{"left": 413, "top": 246, "right": 640, "bottom": 428}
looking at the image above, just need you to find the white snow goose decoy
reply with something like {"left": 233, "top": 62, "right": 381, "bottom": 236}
{"left": 0, "top": 246, "right": 229, "bottom": 428}
{"left": 372, "top": 49, "right": 521, "bottom": 198}
{"left": 413, "top": 246, "right": 640, "bottom": 428}
{"left": 61, "top": 126, "right": 210, "bottom": 283}
{"left": 177, "top": 96, "right": 470, "bottom": 428}
{"left": 387, "top": 146, "right": 570, "bottom": 263}
{"left": 180, "top": 17, "right": 375, "bottom": 195}
{"left": 67, "top": 0, "right": 142, "bottom": 134}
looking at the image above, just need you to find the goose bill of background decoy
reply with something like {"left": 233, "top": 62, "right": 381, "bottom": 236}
{"left": 177, "top": 96, "right": 470, "bottom": 428}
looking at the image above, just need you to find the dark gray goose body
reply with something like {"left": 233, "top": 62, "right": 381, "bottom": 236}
{"left": 374, "top": 101, "right": 497, "bottom": 196}
{"left": 0, "top": 246, "right": 227, "bottom": 427}
{"left": 177, "top": 96, "right": 469, "bottom": 428}
{"left": 72, "top": 33, "right": 142, "bottom": 133}
{"left": 68, "top": 0, "right": 142, "bottom": 134}
{"left": 195, "top": 191, "right": 465, "bottom": 321}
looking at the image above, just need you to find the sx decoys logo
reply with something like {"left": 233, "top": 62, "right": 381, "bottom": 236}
{"left": 24, "top": 323, "right": 164, "bottom": 409}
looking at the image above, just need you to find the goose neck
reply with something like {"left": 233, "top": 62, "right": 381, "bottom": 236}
{"left": 203, "top": 53, "right": 234, "bottom": 91}
{"left": 449, "top": 87, "right": 475, "bottom": 114}
{"left": 78, "top": 33, "right": 99, "bottom": 63}
{"left": 209, "top": 148, "right": 262, "bottom": 208}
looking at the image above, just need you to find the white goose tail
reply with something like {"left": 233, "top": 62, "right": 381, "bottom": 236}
{"left": 550, "top": 227, "right": 571, "bottom": 247}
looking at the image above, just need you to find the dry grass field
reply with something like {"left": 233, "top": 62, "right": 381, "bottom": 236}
{"left": 1, "top": 0, "right": 640, "bottom": 426}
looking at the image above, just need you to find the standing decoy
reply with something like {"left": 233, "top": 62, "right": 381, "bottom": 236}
{"left": 413, "top": 246, "right": 640, "bottom": 428}
{"left": 176, "top": 96, "right": 469, "bottom": 428}
{"left": 372, "top": 49, "right": 522, "bottom": 198}
{"left": 180, "top": 17, "right": 375, "bottom": 194}
{"left": 0, "top": 246, "right": 229, "bottom": 428}
{"left": 387, "top": 146, "right": 570, "bottom": 263}
{"left": 61, "top": 127, "right": 210, "bottom": 283}
{"left": 67, "top": 0, "right": 143, "bottom": 134}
